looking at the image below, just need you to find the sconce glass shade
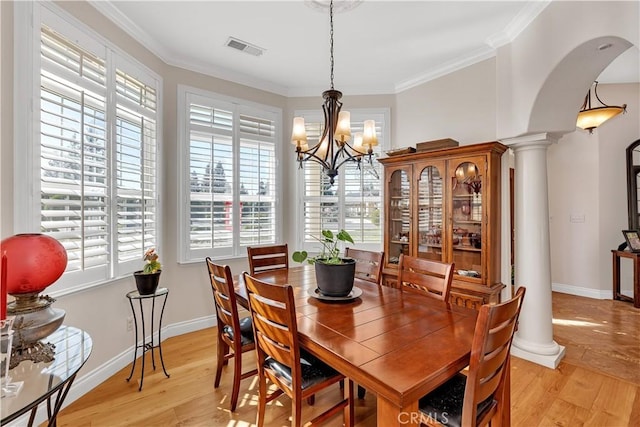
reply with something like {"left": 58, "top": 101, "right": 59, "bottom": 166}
{"left": 576, "top": 81, "right": 627, "bottom": 134}
{"left": 576, "top": 106, "right": 626, "bottom": 133}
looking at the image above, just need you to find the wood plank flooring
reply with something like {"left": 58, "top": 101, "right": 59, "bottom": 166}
{"left": 53, "top": 293, "right": 640, "bottom": 426}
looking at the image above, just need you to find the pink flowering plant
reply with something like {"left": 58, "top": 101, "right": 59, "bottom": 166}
{"left": 142, "top": 248, "right": 162, "bottom": 274}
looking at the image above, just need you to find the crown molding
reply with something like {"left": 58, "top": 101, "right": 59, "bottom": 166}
{"left": 88, "top": 0, "right": 169, "bottom": 61}
{"left": 397, "top": 0, "right": 551, "bottom": 93}
{"left": 395, "top": 46, "right": 496, "bottom": 93}
{"left": 89, "top": 0, "right": 553, "bottom": 97}
{"left": 486, "top": 0, "right": 551, "bottom": 49}
{"left": 88, "top": 0, "right": 291, "bottom": 96}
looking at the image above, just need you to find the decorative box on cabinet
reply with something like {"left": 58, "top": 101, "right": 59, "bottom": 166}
{"left": 379, "top": 141, "right": 507, "bottom": 307}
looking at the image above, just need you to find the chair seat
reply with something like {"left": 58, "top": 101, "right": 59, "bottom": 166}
{"left": 264, "top": 349, "right": 341, "bottom": 390}
{"left": 418, "top": 373, "right": 495, "bottom": 427}
{"left": 222, "top": 316, "right": 254, "bottom": 346}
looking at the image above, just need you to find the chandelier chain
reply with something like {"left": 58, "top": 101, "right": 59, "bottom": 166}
{"left": 329, "top": 0, "right": 334, "bottom": 90}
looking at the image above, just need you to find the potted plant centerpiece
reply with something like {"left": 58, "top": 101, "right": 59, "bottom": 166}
{"left": 133, "top": 248, "right": 162, "bottom": 295}
{"left": 293, "top": 230, "right": 356, "bottom": 297}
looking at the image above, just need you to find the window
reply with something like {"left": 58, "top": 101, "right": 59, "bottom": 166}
{"left": 295, "top": 109, "right": 390, "bottom": 251}
{"left": 178, "top": 87, "right": 282, "bottom": 262}
{"left": 14, "top": 3, "right": 161, "bottom": 293}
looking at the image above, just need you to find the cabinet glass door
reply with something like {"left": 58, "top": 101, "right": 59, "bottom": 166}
{"left": 451, "top": 160, "right": 483, "bottom": 278}
{"left": 417, "top": 165, "right": 444, "bottom": 262}
{"left": 388, "top": 169, "right": 411, "bottom": 265}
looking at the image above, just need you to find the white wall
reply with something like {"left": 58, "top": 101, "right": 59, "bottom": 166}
{"left": 548, "top": 83, "right": 640, "bottom": 298}
{"left": 395, "top": 58, "right": 497, "bottom": 147}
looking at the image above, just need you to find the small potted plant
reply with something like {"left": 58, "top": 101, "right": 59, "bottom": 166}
{"left": 292, "top": 230, "right": 355, "bottom": 297}
{"left": 133, "top": 248, "right": 162, "bottom": 295}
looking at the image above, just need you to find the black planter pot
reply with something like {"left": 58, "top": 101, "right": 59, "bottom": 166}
{"left": 133, "top": 271, "right": 161, "bottom": 295}
{"left": 314, "top": 259, "right": 356, "bottom": 297}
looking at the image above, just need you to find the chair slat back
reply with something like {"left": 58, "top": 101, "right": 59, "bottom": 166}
{"left": 247, "top": 244, "right": 289, "bottom": 275}
{"left": 397, "top": 254, "right": 454, "bottom": 301}
{"left": 206, "top": 257, "right": 241, "bottom": 334}
{"left": 462, "top": 286, "right": 526, "bottom": 426}
{"left": 243, "top": 272, "right": 300, "bottom": 386}
{"left": 345, "top": 247, "right": 384, "bottom": 285}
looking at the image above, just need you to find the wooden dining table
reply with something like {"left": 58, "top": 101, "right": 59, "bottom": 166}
{"left": 235, "top": 265, "right": 479, "bottom": 426}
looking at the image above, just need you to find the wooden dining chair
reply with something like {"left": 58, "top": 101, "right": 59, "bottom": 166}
{"left": 205, "top": 258, "right": 257, "bottom": 411}
{"left": 247, "top": 244, "right": 289, "bottom": 275}
{"left": 418, "top": 287, "right": 526, "bottom": 427}
{"left": 398, "top": 254, "right": 454, "bottom": 302}
{"left": 243, "top": 272, "right": 354, "bottom": 427}
{"left": 345, "top": 247, "right": 384, "bottom": 285}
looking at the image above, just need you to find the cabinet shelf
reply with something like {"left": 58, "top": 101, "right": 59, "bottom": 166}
{"left": 452, "top": 246, "right": 481, "bottom": 252}
{"left": 390, "top": 240, "right": 410, "bottom": 245}
{"left": 419, "top": 243, "right": 442, "bottom": 248}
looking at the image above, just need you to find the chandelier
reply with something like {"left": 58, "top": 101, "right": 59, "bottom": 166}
{"left": 291, "top": 0, "right": 377, "bottom": 185}
{"left": 576, "top": 81, "right": 626, "bottom": 134}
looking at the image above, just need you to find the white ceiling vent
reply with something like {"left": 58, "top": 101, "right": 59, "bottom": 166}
{"left": 225, "top": 37, "right": 265, "bottom": 57}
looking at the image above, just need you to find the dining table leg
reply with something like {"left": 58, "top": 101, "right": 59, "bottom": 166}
{"left": 377, "top": 394, "right": 420, "bottom": 426}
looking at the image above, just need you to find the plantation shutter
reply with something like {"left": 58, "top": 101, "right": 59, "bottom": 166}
{"left": 40, "top": 26, "right": 109, "bottom": 275}
{"left": 188, "top": 101, "right": 234, "bottom": 254}
{"left": 115, "top": 69, "right": 159, "bottom": 267}
{"left": 343, "top": 119, "right": 383, "bottom": 243}
{"left": 238, "top": 111, "right": 277, "bottom": 246}
{"left": 299, "top": 113, "right": 384, "bottom": 247}
{"left": 186, "top": 97, "right": 279, "bottom": 257}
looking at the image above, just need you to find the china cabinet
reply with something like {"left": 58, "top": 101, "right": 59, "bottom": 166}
{"left": 379, "top": 141, "right": 508, "bottom": 308}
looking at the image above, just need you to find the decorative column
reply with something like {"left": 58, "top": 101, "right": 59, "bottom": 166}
{"left": 501, "top": 133, "right": 565, "bottom": 369}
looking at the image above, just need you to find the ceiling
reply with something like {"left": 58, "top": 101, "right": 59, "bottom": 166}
{"left": 90, "top": 0, "right": 639, "bottom": 97}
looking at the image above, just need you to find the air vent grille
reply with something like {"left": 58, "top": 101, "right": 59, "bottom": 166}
{"left": 225, "top": 37, "right": 265, "bottom": 57}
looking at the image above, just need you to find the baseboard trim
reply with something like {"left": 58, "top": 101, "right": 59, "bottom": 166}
{"left": 551, "top": 282, "right": 613, "bottom": 300}
{"left": 6, "top": 315, "right": 216, "bottom": 427}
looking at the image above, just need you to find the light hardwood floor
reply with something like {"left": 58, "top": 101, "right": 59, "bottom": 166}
{"left": 54, "top": 293, "right": 640, "bottom": 426}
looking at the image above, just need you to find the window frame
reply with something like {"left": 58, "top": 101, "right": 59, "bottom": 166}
{"left": 13, "top": 2, "right": 163, "bottom": 296}
{"left": 293, "top": 108, "right": 390, "bottom": 254}
{"left": 177, "top": 85, "right": 283, "bottom": 263}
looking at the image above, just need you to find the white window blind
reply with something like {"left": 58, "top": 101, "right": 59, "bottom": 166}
{"left": 297, "top": 110, "right": 388, "bottom": 251}
{"left": 40, "top": 26, "right": 110, "bottom": 276}
{"left": 18, "top": 5, "right": 162, "bottom": 292}
{"left": 181, "top": 90, "right": 281, "bottom": 261}
{"left": 115, "top": 70, "right": 158, "bottom": 265}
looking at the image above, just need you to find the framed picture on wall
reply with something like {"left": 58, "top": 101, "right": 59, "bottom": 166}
{"left": 622, "top": 230, "right": 640, "bottom": 252}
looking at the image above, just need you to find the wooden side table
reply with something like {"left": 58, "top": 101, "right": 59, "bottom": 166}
{"left": 611, "top": 250, "right": 640, "bottom": 308}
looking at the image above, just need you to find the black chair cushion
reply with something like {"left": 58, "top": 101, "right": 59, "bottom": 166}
{"left": 222, "top": 316, "right": 254, "bottom": 346}
{"left": 263, "top": 349, "right": 340, "bottom": 390}
{"left": 418, "top": 373, "right": 495, "bottom": 427}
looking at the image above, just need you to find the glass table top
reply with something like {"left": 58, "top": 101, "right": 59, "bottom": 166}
{"left": 1, "top": 325, "right": 92, "bottom": 423}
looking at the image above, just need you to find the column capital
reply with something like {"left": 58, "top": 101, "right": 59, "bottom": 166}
{"left": 500, "top": 132, "right": 561, "bottom": 150}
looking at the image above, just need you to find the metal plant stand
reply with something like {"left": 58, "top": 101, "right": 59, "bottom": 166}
{"left": 125, "top": 288, "right": 170, "bottom": 391}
